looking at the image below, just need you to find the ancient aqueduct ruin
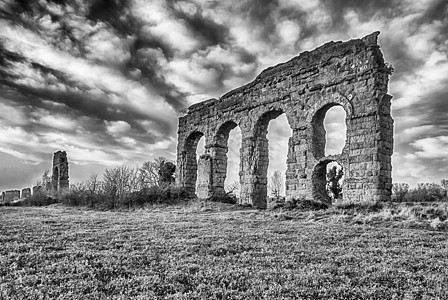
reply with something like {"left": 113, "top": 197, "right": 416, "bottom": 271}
{"left": 176, "top": 32, "right": 394, "bottom": 208}
{"left": 0, "top": 151, "right": 69, "bottom": 204}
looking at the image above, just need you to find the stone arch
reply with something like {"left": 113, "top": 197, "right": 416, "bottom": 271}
{"left": 209, "top": 120, "right": 241, "bottom": 196}
{"left": 179, "top": 131, "right": 205, "bottom": 195}
{"left": 176, "top": 32, "right": 394, "bottom": 205}
{"left": 306, "top": 94, "right": 353, "bottom": 124}
{"left": 311, "top": 103, "right": 349, "bottom": 160}
{"left": 240, "top": 108, "right": 293, "bottom": 208}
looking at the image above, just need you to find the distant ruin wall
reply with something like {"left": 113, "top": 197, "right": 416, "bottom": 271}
{"left": 2, "top": 190, "right": 20, "bottom": 203}
{"left": 176, "top": 32, "right": 393, "bottom": 208}
{"left": 52, "top": 151, "right": 69, "bottom": 193}
{"left": 0, "top": 151, "right": 70, "bottom": 204}
{"left": 21, "top": 188, "right": 31, "bottom": 199}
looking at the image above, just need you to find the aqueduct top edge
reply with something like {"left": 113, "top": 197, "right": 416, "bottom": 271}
{"left": 181, "top": 31, "right": 385, "bottom": 118}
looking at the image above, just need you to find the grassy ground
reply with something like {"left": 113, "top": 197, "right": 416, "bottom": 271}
{"left": 1, "top": 203, "right": 448, "bottom": 299}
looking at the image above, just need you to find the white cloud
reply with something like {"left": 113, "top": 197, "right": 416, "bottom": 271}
{"left": 279, "top": 0, "right": 320, "bottom": 12}
{"left": 0, "top": 19, "right": 178, "bottom": 122}
{"left": 399, "top": 125, "right": 435, "bottom": 141}
{"left": 392, "top": 153, "right": 427, "bottom": 186}
{"left": 276, "top": 19, "right": 301, "bottom": 47}
{"left": 0, "top": 147, "right": 42, "bottom": 165}
{"left": 38, "top": 114, "right": 79, "bottom": 131}
{"left": 84, "top": 26, "right": 133, "bottom": 65}
{"left": 392, "top": 49, "right": 448, "bottom": 109}
{"left": 173, "top": 1, "right": 198, "bottom": 16}
{"left": 164, "top": 57, "right": 219, "bottom": 96}
{"left": 412, "top": 136, "right": 448, "bottom": 159}
{"left": 131, "top": 0, "right": 170, "bottom": 24}
{"left": 133, "top": 0, "right": 200, "bottom": 54}
{"left": 0, "top": 101, "right": 28, "bottom": 126}
{"left": 105, "top": 120, "right": 131, "bottom": 135}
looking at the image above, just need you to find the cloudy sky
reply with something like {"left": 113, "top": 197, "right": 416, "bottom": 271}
{"left": 0, "top": 0, "right": 447, "bottom": 191}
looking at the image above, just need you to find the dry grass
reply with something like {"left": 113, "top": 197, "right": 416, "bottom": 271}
{"left": 1, "top": 204, "right": 448, "bottom": 299}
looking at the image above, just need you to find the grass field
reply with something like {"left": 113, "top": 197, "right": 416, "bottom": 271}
{"left": 1, "top": 203, "right": 448, "bottom": 299}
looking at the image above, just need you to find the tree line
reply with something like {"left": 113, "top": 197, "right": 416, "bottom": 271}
{"left": 27, "top": 157, "right": 187, "bottom": 208}
{"left": 392, "top": 180, "right": 448, "bottom": 202}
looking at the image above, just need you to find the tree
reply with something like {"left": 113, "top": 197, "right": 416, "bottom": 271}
{"left": 392, "top": 183, "right": 409, "bottom": 202}
{"left": 86, "top": 174, "right": 101, "bottom": 207}
{"left": 442, "top": 179, "right": 448, "bottom": 201}
{"left": 85, "top": 174, "right": 99, "bottom": 194}
{"left": 158, "top": 160, "right": 176, "bottom": 186}
{"left": 225, "top": 180, "right": 240, "bottom": 197}
{"left": 139, "top": 157, "right": 168, "bottom": 188}
{"left": 42, "top": 170, "right": 51, "bottom": 192}
{"left": 269, "top": 171, "right": 283, "bottom": 200}
{"left": 102, "top": 165, "right": 139, "bottom": 209}
{"left": 326, "top": 165, "right": 343, "bottom": 200}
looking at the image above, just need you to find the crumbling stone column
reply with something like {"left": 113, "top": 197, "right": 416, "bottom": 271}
{"left": 52, "top": 151, "right": 69, "bottom": 193}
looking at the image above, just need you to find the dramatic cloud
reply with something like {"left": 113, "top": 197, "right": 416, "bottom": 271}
{"left": 0, "top": 0, "right": 447, "bottom": 190}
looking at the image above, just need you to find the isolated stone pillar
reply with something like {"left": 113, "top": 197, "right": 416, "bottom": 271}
{"left": 52, "top": 151, "right": 69, "bottom": 193}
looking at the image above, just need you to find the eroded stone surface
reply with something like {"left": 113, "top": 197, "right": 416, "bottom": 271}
{"left": 176, "top": 32, "right": 394, "bottom": 208}
{"left": 21, "top": 188, "right": 31, "bottom": 199}
{"left": 1, "top": 190, "right": 20, "bottom": 203}
{"left": 52, "top": 151, "right": 69, "bottom": 193}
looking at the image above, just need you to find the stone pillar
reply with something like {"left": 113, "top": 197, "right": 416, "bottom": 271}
{"left": 196, "top": 154, "right": 213, "bottom": 199}
{"left": 374, "top": 94, "right": 394, "bottom": 201}
{"left": 178, "top": 150, "right": 199, "bottom": 195}
{"left": 345, "top": 102, "right": 393, "bottom": 202}
{"left": 240, "top": 135, "right": 269, "bottom": 209}
{"left": 176, "top": 132, "right": 204, "bottom": 196}
{"left": 285, "top": 128, "right": 309, "bottom": 200}
{"left": 208, "top": 145, "right": 228, "bottom": 196}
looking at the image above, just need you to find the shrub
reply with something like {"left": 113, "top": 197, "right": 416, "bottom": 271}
{"left": 334, "top": 200, "right": 384, "bottom": 213}
{"left": 279, "top": 197, "right": 328, "bottom": 210}
{"left": 392, "top": 183, "right": 409, "bottom": 202}
{"left": 124, "top": 184, "right": 188, "bottom": 207}
{"left": 405, "top": 183, "right": 447, "bottom": 202}
{"left": 207, "top": 193, "right": 238, "bottom": 204}
{"left": 22, "top": 192, "right": 58, "bottom": 206}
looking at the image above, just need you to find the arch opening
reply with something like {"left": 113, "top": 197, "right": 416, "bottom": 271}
{"left": 181, "top": 131, "right": 204, "bottom": 196}
{"left": 312, "top": 160, "right": 344, "bottom": 204}
{"left": 223, "top": 123, "right": 241, "bottom": 198}
{"left": 312, "top": 104, "right": 347, "bottom": 159}
{"left": 206, "top": 121, "right": 241, "bottom": 198}
{"left": 195, "top": 134, "right": 206, "bottom": 196}
{"left": 252, "top": 110, "right": 292, "bottom": 207}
